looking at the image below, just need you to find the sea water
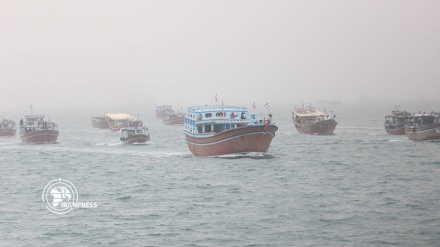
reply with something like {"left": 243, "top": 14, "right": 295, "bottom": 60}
{"left": 1, "top": 102, "right": 439, "bottom": 246}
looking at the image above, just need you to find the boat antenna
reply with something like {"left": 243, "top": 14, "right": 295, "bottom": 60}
{"left": 30, "top": 104, "right": 33, "bottom": 115}
{"left": 222, "top": 100, "right": 225, "bottom": 119}
{"left": 265, "top": 102, "right": 270, "bottom": 114}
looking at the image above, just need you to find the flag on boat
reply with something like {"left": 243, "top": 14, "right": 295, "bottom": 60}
{"left": 215, "top": 94, "right": 218, "bottom": 103}
{"left": 251, "top": 102, "right": 256, "bottom": 109}
{"left": 264, "top": 103, "right": 269, "bottom": 109}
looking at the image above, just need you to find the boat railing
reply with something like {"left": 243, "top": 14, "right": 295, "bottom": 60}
{"left": 249, "top": 113, "right": 274, "bottom": 125}
{"left": 0, "top": 120, "right": 15, "bottom": 130}
{"left": 21, "top": 121, "right": 58, "bottom": 132}
{"left": 194, "top": 118, "right": 249, "bottom": 124}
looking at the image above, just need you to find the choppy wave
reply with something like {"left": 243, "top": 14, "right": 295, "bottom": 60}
{"left": 1, "top": 104, "right": 440, "bottom": 246}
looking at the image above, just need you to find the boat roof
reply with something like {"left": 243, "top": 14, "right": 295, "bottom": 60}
{"left": 24, "top": 115, "right": 45, "bottom": 119}
{"left": 187, "top": 105, "right": 247, "bottom": 113}
{"left": 410, "top": 114, "right": 437, "bottom": 118}
{"left": 105, "top": 113, "right": 136, "bottom": 121}
{"left": 121, "top": 127, "right": 145, "bottom": 131}
{"left": 292, "top": 107, "right": 325, "bottom": 117}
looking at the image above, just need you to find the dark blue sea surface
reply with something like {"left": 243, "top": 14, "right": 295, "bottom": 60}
{"left": 1, "top": 102, "right": 439, "bottom": 246}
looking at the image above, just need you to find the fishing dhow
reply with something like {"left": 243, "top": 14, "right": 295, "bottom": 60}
{"left": 292, "top": 105, "right": 337, "bottom": 135}
{"left": 384, "top": 108, "right": 412, "bottom": 135}
{"left": 120, "top": 126, "right": 150, "bottom": 144}
{"left": 184, "top": 105, "right": 278, "bottom": 156}
{"left": 20, "top": 115, "right": 58, "bottom": 143}
{"left": 0, "top": 117, "right": 16, "bottom": 137}
{"left": 406, "top": 111, "right": 440, "bottom": 141}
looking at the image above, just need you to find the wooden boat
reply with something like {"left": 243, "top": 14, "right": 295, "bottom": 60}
{"left": 105, "top": 113, "right": 143, "bottom": 132}
{"left": 91, "top": 116, "right": 109, "bottom": 129}
{"left": 184, "top": 105, "right": 278, "bottom": 156}
{"left": 162, "top": 112, "right": 184, "bottom": 125}
{"left": 292, "top": 105, "right": 337, "bottom": 135}
{"left": 0, "top": 118, "right": 16, "bottom": 137}
{"left": 20, "top": 115, "right": 58, "bottom": 143}
{"left": 120, "top": 126, "right": 150, "bottom": 144}
{"left": 405, "top": 112, "right": 440, "bottom": 141}
{"left": 155, "top": 105, "right": 175, "bottom": 119}
{"left": 384, "top": 109, "right": 411, "bottom": 135}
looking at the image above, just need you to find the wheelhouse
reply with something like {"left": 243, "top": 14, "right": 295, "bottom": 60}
{"left": 407, "top": 113, "right": 440, "bottom": 128}
{"left": 20, "top": 115, "right": 58, "bottom": 134}
{"left": 384, "top": 115, "right": 407, "bottom": 125}
{"left": 0, "top": 118, "right": 15, "bottom": 130}
{"left": 121, "top": 127, "right": 147, "bottom": 138}
{"left": 292, "top": 106, "right": 333, "bottom": 126}
{"left": 184, "top": 106, "right": 248, "bottom": 135}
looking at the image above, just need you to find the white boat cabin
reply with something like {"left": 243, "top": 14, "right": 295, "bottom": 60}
{"left": 20, "top": 115, "right": 57, "bottom": 134}
{"left": 184, "top": 105, "right": 273, "bottom": 135}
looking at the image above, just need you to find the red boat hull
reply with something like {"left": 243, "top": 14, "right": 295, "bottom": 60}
{"left": 295, "top": 119, "right": 337, "bottom": 135}
{"left": 20, "top": 130, "right": 59, "bottom": 143}
{"left": 121, "top": 134, "right": 150, "bottom": 144}
{"left": 0, "top": 129, "right": 16, "bottom": 137}
{"left": 385, "top": 124, "right": 405, "bottom": 135}
{"left": 405, "top": 123, "right": 440, "bottom": 141}
{"left": 163, "top": 117, "right": 184, "bottom": 125}
{"left": 156, "top": 110, "right": 175, "bottom": 119}
{"left": 107, "top": 119, "right": 143, "bottom": 132}
{"left": 185, "top": 125, "right": 278, "bottom": 156}
{"left": 91, "top": 118, "right": 109, "bottom": 129}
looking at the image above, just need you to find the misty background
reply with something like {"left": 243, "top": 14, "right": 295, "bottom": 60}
{"left": 1, "top": 0, "right": 439, "bottom": 116}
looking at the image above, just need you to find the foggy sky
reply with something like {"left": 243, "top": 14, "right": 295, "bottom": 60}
{"left": 1, "top": 0, "right": 439, "bottom": 112}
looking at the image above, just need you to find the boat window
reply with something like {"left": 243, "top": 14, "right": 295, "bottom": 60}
{"left": 213, "top": 124, "right": 223, "bottom": 133}
{"left": 241, "top": 113, "right": 247, "bottom": 119}
{"left": 205, "top": 125, "right": 212, "bottom": 132}
{"left": 425, "top": 117, "right": 434, "bottom": 125}
{"left": 216, "top": 112, "right": 224, "bottom": 117}
{"left": 205, "top": 113, "right": 212, "bottom": 118}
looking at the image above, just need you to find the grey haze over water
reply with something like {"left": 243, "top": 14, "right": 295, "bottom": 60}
{"left": 1, "top": 0, "right": 440, "bottom": 111}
